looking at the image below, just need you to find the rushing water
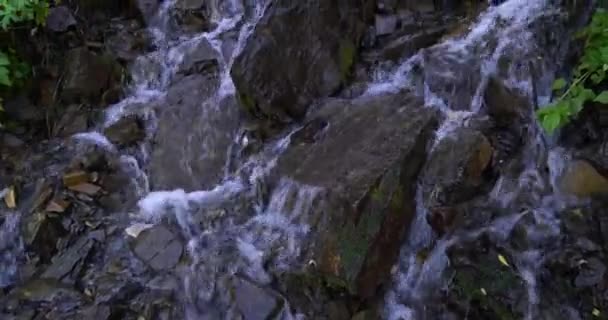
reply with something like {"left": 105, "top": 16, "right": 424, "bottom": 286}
{"left": 378, "top": 1, "right": 591, "bottom": 319}
{"left": 0, "top": 0, "right": 594, "bottom": 318}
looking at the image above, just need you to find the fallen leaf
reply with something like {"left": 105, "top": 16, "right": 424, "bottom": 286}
{"left": 593, "top": 308, "right": 601, "bottom": 317}
{"left": 68, "top": 183, "right": 102, "bottom": 196}
{"left": 4, "top": 186, "right": 16, "bottom": 209}
{"left": 45, "top": 198, "right": 71, "bottom": 213}
{"left": 498, "top": 254, "right": 510, "bottom": 267}
{"left": 62, "top": 171, "right": 89, "bottom": 187}
{"left": 480, "top": 288, "right": 487, "bottom": 296}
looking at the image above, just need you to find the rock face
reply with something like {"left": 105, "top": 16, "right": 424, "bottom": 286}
{"left": 61, "top": 47, "right": 123, "bottom": 104}
{"left": 559, "top": 160, "right": 608, "bottom": 197}
{"left": 131, "top": 225, "right": 183, "bottom": 271}
{"left": 276, "top": 91, "right": 437, "bottom": 299}
{"left": 231, "top": 0, "right": 374, "bottom": 123}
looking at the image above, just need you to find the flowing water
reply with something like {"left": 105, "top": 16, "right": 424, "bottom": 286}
{"left": 0, "top": 0, "right": 596, "bottom": 318}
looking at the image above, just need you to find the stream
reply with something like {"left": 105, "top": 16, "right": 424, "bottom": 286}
{"left": 0, "top": 0, "right": 604, "bottom": 319}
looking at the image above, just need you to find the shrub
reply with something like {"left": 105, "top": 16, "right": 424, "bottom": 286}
{"left": 537, "top": 8, "right": 608, "bottom": 133}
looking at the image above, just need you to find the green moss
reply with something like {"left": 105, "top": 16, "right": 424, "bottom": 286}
{"left": 338, "top": 39, "right": 356, "bottom": 81}
{"left": 238, "top": 92, "right": 257, "bottom": 112}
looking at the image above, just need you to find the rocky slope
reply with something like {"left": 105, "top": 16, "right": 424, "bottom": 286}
{"left": 0, "top": 0, "right": 606, "bottom": 320}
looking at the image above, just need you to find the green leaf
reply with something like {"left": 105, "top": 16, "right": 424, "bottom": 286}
{"left": 594, "top": 91, "right": 608, "bottom": 104}
{"left": 552, "top": 78, "right": 567, "bottom": 91}
{"left": 0, "top": 66, "right": 12, "bottom": 86}
{"left": 542, "top": 112, "right": 562, "bottom": 133}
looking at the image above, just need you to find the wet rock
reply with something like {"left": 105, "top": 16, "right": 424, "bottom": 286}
{"left": 106, "top": 20, "right": 150, "bottom": 62}
{"left": 175, "top": 38, "right": 219, "bottom": 77}
{"left": 135, "top": 0, "right": 160, "bottom": 20}
{"left": 233, "top": 277, "right": 282, "bottom": 320}
{"left": 61, "top": 48, "right": 123, "bottom": 104}
{"left": 149, "top": 77, "right": 240, "bottom": 191}
{"left": 46, "top": 6, "right": 77, "bottom": 32}
{"left": 559, "top": 160, "right": 608, "bottom": 197}
{"left": 421, "top": 128, "right": 493, "bottom": 208}
{"left": 232, "top": 0, "right": 374, "bottom": 123}
{"left": 483, "top": 77, "right": 529, "bottom": 126}
{"left": 41, "top": 236, "right": 94, "bottom": 283}
{"left": 276, "top": 91, "right": 437, "bottom": 299}
{"left": 54, "top": 105, "right": 90, "bottom": 137}
{"left": 131, "top": 225, "right": 183, "bottom": 271}
{"left": 375, "top": 14, "right": 398, "bottom": 36}
{"left": 365, "top": 26, "right": 447, "bottom": 63}
{"left": 103, "top": 115, "right": 146, "bottom": 147}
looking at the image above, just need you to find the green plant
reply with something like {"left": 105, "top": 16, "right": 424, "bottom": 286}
{"left": 0, "top": 0, "right": 50, "bottom": 29}
{"left": 537, "top": 8, "right": 608, "bottom": 133}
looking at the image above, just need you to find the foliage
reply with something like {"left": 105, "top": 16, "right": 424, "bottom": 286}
{"left": 537, "top": 8, "right": 608, "bottom": 133}
{"left": 0, "top": 0, "right": 51, "bottom": 121}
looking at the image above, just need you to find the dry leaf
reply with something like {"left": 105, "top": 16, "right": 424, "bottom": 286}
{"left": 498, "top": 254, "right": 510, "bottom": 267}
{"left": 4, "top": 186, "right": 16, "bottom": 209}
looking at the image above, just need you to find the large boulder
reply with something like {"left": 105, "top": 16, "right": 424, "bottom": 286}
{"left": 274, "top": 91, "right": 438, "bottom": 299}
{"left": 231, "top": 0, "right": 375, "bottom": 123}
{"left": 148, "top": 71, "right": 241, "bottom": 191}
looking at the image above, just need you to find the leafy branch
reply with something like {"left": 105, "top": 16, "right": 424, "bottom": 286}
{"left": 537, "top": 8, "right": 608, "bottom": 133}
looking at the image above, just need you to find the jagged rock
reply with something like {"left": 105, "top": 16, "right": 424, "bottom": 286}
{"left": 559, "top": 160, "right": 608, "bottom": 197}
{"left": 46, "top": 6, "right": 77, "bottom": 32}
{"left": 93, "top": 274, "right": 142, "bottom": 304}
{"left": 231, "top": 0, "right": 374, "bottom": 123}
{"left": 421, "top": 128, "right": 493, "bottom": 208}
{"left": 483, "top": 77, "right": 530, "bottom": 126}
{"left": 61, "top": 48, "right": 123, "bottom": 104}
{"left": 131, "top": 225, "right": 183, "bottom": 271}
{"left": 103, "top": 115, "right": 146, "bottom": 147}
{"left": 21, "top": 212, "right": 64, "bottom": 262}
{"left": 170, "top": 0, "right": 214, "bottom": 34}
{"left": 41, "top": 236, "right": 94, "bottom": 283}
{"left": 233, "top": 277, "right": 282, "bottom": 320}
{"left": 276, "top": 91, "right": 437, "bottom": 299}
{"left": 149, "top": 76, "right": 240, "bottom": 191}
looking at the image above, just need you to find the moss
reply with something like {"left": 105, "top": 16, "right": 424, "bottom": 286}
{"left": 338, "top": 39, "right": 356, "bottom": 81}
{"left": 238, "top": 92, "right": 257, "bottom": 112}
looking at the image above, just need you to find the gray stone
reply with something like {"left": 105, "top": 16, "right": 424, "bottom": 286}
{"left": 231, "top": 0, "right": 375, "bottom": 122}
{"left": 149, "top": 75, "right": 240, "bottom": 191}
{"left": 276, "top": 91, "right": 437, "bottom": 298}
{"left": 234, "top": 278, "right": 281, "bottom": 320}
{"left": 132, "top": 225, "right": 183, "bottom": 271}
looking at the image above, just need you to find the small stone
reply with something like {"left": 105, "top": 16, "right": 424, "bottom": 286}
{"left": 68, "top": 183, "right": 102, "bottom": 196}
{"left": 63, "top": 171, "right": 90, "bottom": 187}
{"left": 45, "top": 198, "right": 71, "bottom": 213}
